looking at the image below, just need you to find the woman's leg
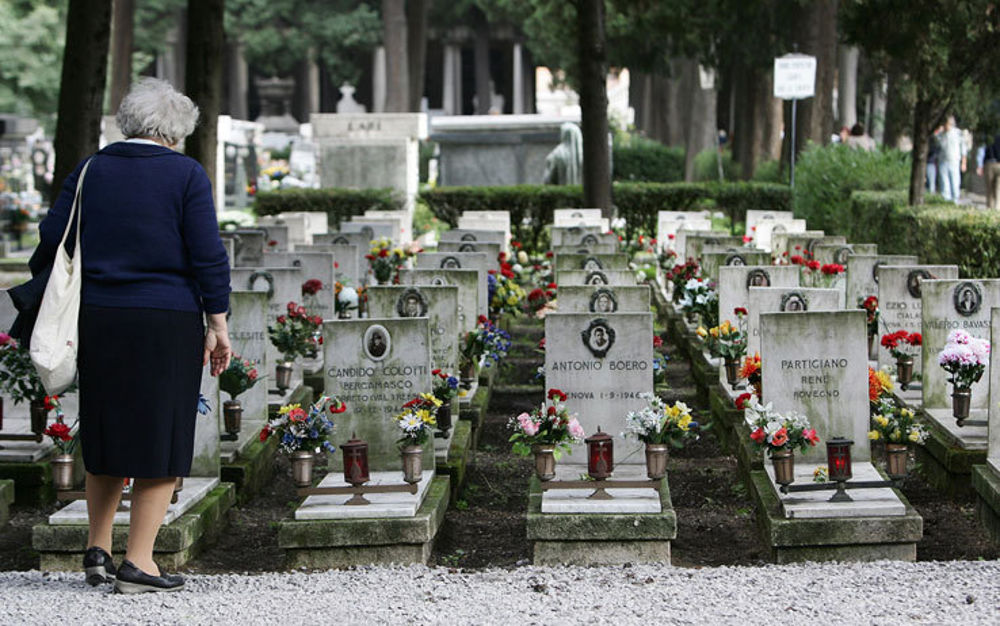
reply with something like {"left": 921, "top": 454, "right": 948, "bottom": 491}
{"left": 125, "top": 477, "right": 177, "bottom": 575}
{"left": 86, "top": 472, "right": 125, "bottom": 552}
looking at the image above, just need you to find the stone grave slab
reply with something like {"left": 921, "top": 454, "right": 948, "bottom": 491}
{"left": 760, "top": 310, "right": 871, "bottom": 459}
{"left": 701, "top": 250, "right": 772, "bottom": 282}
{"left": 551, "top": 243, "right": 619, "bottom": 256}
{"left": 813, "top": 243, "right": 878, "bottom": 267}
{"left": 350, "top": 213, "right": 409, "bottom": 245}
{"left": 251, "top": 222, "right": 290, "bottom": 252}
{"left": 845, "top": 255, "right": 919, "bottom": 316}
{"left": 765, "top": 461, "right": 906, "bottom": 518}
{"left": 292, "top": 244, "right": 363, "bottom": 288}
{"left": 437, "top": 241, "right": 501, "bottom": 270}
{"left": 262, "top": 251, "right": 337, "bottom": 319}
{"left": 770, "top": 230, "right": 824, "bottom": 260}
{"left": 557, "top": 270, "right": 636, "bottom": 287}
{"left": 415, "top": 252, "right": 488, "bottom": 321}
{"left": 294, "top": 470, "right": 434, "bottom": 520}
{"left": 717, "top": 265, "right": 800, "bottom": 329}
{"left": 367, "top": 285, "right": 460, "bottom": 373}
{"left": 230, "top": 267, "right": 305, "bottom": 389}
{"left": 752, "top": 219, "right": 807, "bottom": 252}
{"left": 553, "top": 208, "right": 605, "bottom": 226}
{"left": 439, "top": 229, "right": 506, "bottom": 250}
{"left": 259, "top": 212, "right": 328, "bottom": 247}
{"left": 658, "top": 219, "right": 713, "bottom": 252}
{"left": 553, "top": 253, "right": 629, "bottom": 274}
{"left": 684, "top": 234, "right": 744, "bottom": 264}
{"left": 556, "top": 285, "right": 650, "bottom": 314}
{"left": 398, "top": 268, "right": 481, "bottom": 331}
{"left": 540, "top": 463, "right": 660, "bottom": 514}
{"left": 456, "top": 214, "right": 510, "bottom": 248}
{"left": 745, "top": 210, "right": 795, "bottom": 236}
{"left": 322, "top": 318, "right": 432, "bottom": 471}
{"left": 747, "top": 287, "right": 841, "bottom": 355}
{"left": 544, "top": 312, "right": 654, "bottom": 462}
{"left": 312, "top": 232, "right": 372, "bottom": 285}
{"left": 877, "top": 265, "right": 960, "bottom": 377}
{"left": 222, "top": 291, "right": 270, "bottom": 462}
{"left": 550, "top": 226, "right": 616, "bottom": 249}
{"left": 339, "top": 221, "right": 394, "bottom": 244}
{"left": 48, "top": 477, "right": 220, "bottom": 526}
{"left": 221, "top": 229, "right": 266, "bottom": 267}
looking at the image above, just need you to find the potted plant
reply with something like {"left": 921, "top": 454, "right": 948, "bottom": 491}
{"left": 218, "top": 355, "right": 262, "bottom": 437}
{"left": 665, "top": 260, "right": 700, "bottom": 304}
{"left": 0, "top": 334, "right": 65, "bottom": 438}
{"left": 938, "top": 330, "right": 990, "bottom": 425}
{"left": 624, "top": 392, "right": 699, "bottom": 479}
{"left": 859, "top": 296, "right": 880, "bottom": 356}
{"left": 868, "top": 398, "right": 928, "bottom": 479}
{"left": 393, "top": 393, "right": 441, "bottom": 483}
{"left": 268, "top": 301, "right": 322, "bottom": 391}
{"left": 431, "top": 369, "right": 460, "bottom": 435}
{"left": 677, "top": 277, "right": 718, "bottom": 327}
{"left": 744, "top": 399, "right": 819, "bottom": 486}
{"left": 259, "top": 395, "right": 344, "bottom": 487}
{"left": 739, "top": 353, "right": 762, "bottom": 399}
{"left": 42, "top": 400, "right": 76, "bottom": 491}
{"left": 488, "top": 263, "right": 526, "bottom": 321}
{"left": 459, "top": 315, "right": 512, "bottom": 385}
{"left": 508, "top": 388, "right": 586, "bottom": 481}
{"left": 365, "top": 237, "right": 408, "bottom": 285}
{"left": 708, "top": 309, "right": 748, "bottom": 387}
{"left": 881, "top": 330, "right": 922, "bottom": 389}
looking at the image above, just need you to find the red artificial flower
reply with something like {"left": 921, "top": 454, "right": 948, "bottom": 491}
{"left": 268, "top": 240, "right": 278, "bottom": 247}
{"left": 750, "top": 427, "right": 766, "bottom": 444}
{"left": 770, "top": 428, "right": 789, "bottom": 447}
{"left": 863, "top": 296, "right": 878, "bottom": 310}
{"left": 803, "top": 428, "right": 820, "bottom": 446}
{"left": 547, "top": 282, "right": 557, "bottom": 290}
{"left": 820, "top": 263, "right": 844, "bottom": 275}
{"left": 334, "top": 262, "right": 339, "bottom": 269}
{"left": 312, "top": 316, "right": 322, "bottom": 325}
{"left": 908, "top": 332, "right": 922, "bottom": 346}
{"left": 794, "top": 245, "right": 802, "bottom": 251}
{"left": 790, "top": 255, "right": 805, "bottom": 265}
{"left": 378, "top": 248, "right": 389, "bottom": 258}
{"left": 328, "top": 400, "right": 347, "bottom": 414}
{"left": 547, "top": 406, "right": 557, "bottom": 416}
{"left": 538, "top": 338, "right": 546, "bottom": 350}
{"left": 365, "top": 254, "right": 375, "bottom": 261}
{"left": 248, "top": 369, "right": 258, "bottom": 381}
{"left": 806, "top": 260, "right": 821, "bottom": 271}
{"left": 43, "top": 395, "right": 59, "bottom": 411}
{"left": 545, "top": 251, "right": 554, "bottom": 258}
{"left": 653, "top": 335, "right": 663, "bottom": 348}
{"left": 528, "top": 288, "right": 546, "bottom": 302}
{"left": 432, "top": 368, "right": 441, "bottom": 376}
{"left": 277, "top": 315, "right": 286, "bottom": 324}
{"left": 287, "top": 301, "right": 297, "bottom": 313}
{"left": 288, "top": 407, "right": 307, "bottom": 422}
{"left": 743, "top": 235, "right": 753, "bottom": 244}
{"left": 318, "top": 336, "right": 324, "bottom": 345}
{"left": 734, "top": 307, "right": 748, "bottom": 316}
{"left": 296, "top": 305, "right": 307, "bottom": 318}
{"left": 477, "top": 315, "right": 489, "bottom": 325}
{"left": 668, "top": 234, "right": 675, "bottom": 240}
{"left": 735, "top": 393, "right": 753, "bottom": 410}
{"left": 43, "top": 422, "right": 72, "bottom": 442}
{"left": 0, "top": 333, "right": 11, "bottom": 346}
{"left": 259, "top": 426, "right": 271, "bottom": 442}
{"left": 302, "top": 279, "right": 323, "bottom": 296}
{"left": 511, "top": 240, "right": 522, "bottom": 249}
{"left": 499, "top": 252, "right": 507, "bottom": 262}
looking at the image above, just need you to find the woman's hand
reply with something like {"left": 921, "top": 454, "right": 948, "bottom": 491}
{"left": 204, "top": 313, "right": 231, "bottom": 376}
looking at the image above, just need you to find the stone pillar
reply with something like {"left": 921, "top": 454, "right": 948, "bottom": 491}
{"left": 308, "top": 53, "right": 321, "bottom": 115}
{"left": 512, "top": 42, "right": 524, "bottom": 115}
{"left": 442, "top": 45, "right": 456, "bottom": 115}
{"left": 227, "top": 41, "right": 248, "bottom": 120}
{"left": 373, "top": 46, "right": 387, "bottom": 113}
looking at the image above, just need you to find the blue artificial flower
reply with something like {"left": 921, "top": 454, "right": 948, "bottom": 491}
{"left": 447, "top": 376, "right": 459, "bottom": 388}
{"left": 282, "top": 433, "right": 295, "bottom": 445}
{"left": 323, "top": 441, "right": 336, "bottom": 453}
{"left": 310, "top": 429, "right": 319, "bottom": 439}
{"left": 197, "top": 394, "right": 211, "bottom": 415}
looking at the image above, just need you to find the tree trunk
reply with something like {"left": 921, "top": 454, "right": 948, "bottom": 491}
{"left": 109, "top": 0, "right": 134, "bottom": 113}
{"left": 883, "top": 65, "right": 909, "bottom": 149}
{"left": 406, "top": 0, "right": 429, "bottom": 112}
{"left": 909, "top": 98, "right": 930, "bottom": 206}
{"left": 473, "top": 8, "right": 491, "bottom": 115}
{"left": 576, "top": 0, "right": 612, "bottom": 214}
{"left": 793, "top": 0, "right": 837, "bottom": 149}
{"left": 837, "top": 45, "right": 859, "bottom": 128}
{"left": 184, "top": 0, "right": 224, "bottom": 195}
{"left": 683, "top": 60, "right": 717, "bottom": 182}
{"left": 51, "top": 0, "right": 112, "bottom": 207}
{"left": 382, "top": 0, "right": 408, "bottom": 112}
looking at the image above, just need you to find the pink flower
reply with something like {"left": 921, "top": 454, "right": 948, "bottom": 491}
{"left": 517, "top": 412, "right": 539, "bottom": 436}
{"left": 248, "top": 369, "right": 258, "bottom": 381}
{"left": 948, "top": 329, "right": 972, "bottom": 345}
{"left": 803, "top": 428, "right": 819, "bottom": 445}
{"left": 0, "top": 333, "right": 11, "bottom": 346}
{"left": 567, "top": 418, "right": 585, "bottom": 440}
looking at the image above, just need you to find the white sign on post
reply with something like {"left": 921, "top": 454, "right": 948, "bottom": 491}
{"left": 773, "top": 54, "right": 817, "bottom": 100}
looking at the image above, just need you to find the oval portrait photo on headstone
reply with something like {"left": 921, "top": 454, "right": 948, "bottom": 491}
{"left": 589, "top": 288, "right": 618, "bottom": 313}
{"left": 746, "top": 269, "right": 771, "bottom": 288}
{"left": 780, "top": 291, "right": 809, "bottom": 312}
{"left": 360, "top": 225, "right": 374, "bottom": 241}
{"left": 363, "top": 324, "right": 391, "bottom": 361}
{"left": 582, "top": 257, "right": 604, "bottom": 272}
{"left": 772, "top": 223, "right": 786, "bottom": 234}
{"left": 834, "top": 246, "right": 852, "bottom": 265}
{"left": 460, "top": 233, "right": 477, "bottom": 242}
{"left": 431, "top": 275, "right": 448, "bottom": 286}
{"left": 581, "top": 234, "right": 599, "bottom": 247}
{"left": 907, "top": 269, "right": 933, "bottom": 299}
{"left": 953, "top": 281, "right": 983, "bottom": 317}
{"left": 440, "top": 256, "right": 462, "bottom": 269}
{"left": 458, "top": 243, "right": 477, "bottom": 253}
{"left": 585, "top": 270, "right": 609, "bottom": 286}
{"left": 581, "top": 318, "right": 616, "bottom": 358}
{"left": 395, "top": 288, "right": 428, "bottom": 318}
{"left": 725, "top": 252, "right": 747, "bottom": 266}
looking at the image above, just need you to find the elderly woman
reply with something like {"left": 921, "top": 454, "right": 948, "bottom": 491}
{"left": 35, "top": 78, "right": 231, "bottom": 593}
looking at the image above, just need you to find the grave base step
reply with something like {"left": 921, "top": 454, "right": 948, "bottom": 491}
{"left": 748, "top": 470, "right": 922, "bottom": 564}
{"left": 972, "top": 464, "right": 1000, "bottom": 545}
{"left": 436, "top": 420, "right": 472, "bottom": 502}
{"left": 221, "top": 432, "right": 279, "bottom": 504}
{"left": 0, "top": 478, "right": 13, "bottom": 527}
{"left": 278, "top": 476, "right": 450, "bottom": 568}
{"left": 914, "top": 414, "right": 987, "bottom": 499}
{"left": 34, "top": 484, "right": 235, "bottom": 571}
{"left": 0, "top": 445, "right": 86, "bottom": 506}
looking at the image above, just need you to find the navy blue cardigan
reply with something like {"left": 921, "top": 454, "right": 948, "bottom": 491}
{"left": 35, "top": 142, "right": 230, "bottom": 314}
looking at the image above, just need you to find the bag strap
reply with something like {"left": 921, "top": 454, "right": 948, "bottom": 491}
{"left": 58, "top": 157, "right": 93, "bottom": 258}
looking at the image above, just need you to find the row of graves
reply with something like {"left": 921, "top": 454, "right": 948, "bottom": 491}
{"left": 658, "top": 208, "right": 1000, "bottom": 560}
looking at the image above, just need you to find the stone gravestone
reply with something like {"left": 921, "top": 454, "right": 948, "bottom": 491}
{"left": 398, "top": 268, "right": 480, "bottom": 332}
{"left": 717, "top": 265, "right": 800, "bottom": 329}
{"left": 457, "top": 211, "right": 511, "bottom": 250}
{"left": 311, "top": 113, "right": 427, "bottom": 214}
{"left": 746, "top": 287, "right": 842, "bottom": 355}
{"left": 551, "top": 243, "right": 619, "bottom": 256}
{"left": 416, "top": 252, "right": 488, "bottom": 323}
{"left": 222, "top": 291, "right": 270, "bottom": 461}
{"left": 544, "top": 312, "right": 654, "bottom": 462}
{"left": 700, "top": 250, "right": 772, "bottom": 282}
{"left": 439, "top": 229, "right": 506, "bottom": 249}
{"left": 323, "top": 318, "right": 432, "bottom": 471}
{"left": 657, "top": 219, "right": 713, "bottom": 252}
{"left": 920, "top": 279, "right": 1000, "bottom": 413}
{"left": 558, "top": 270, "right": 637, "bottom": 287}
{"left": 786, "top": 234, "right": 847, "bottom": 259}
{"left": 437, "top": 241, "right": 501, "bottom": 271}
{"left": 553, "top": 208, "right": 607, "bottom": 229}
{"left": 684, "top": 234, "right": 745, "bottom": 265}
{"left": 752, "top": 219, "right": 807, "bottom": 253}
{"left": 760, "top": 310, "right": 871, "bottom": 460}
{"left": 293, "top": 244, "right": 364, "bottom": 288}
{"left": 223, "top": 238, "right": 235, "bottom": 267}
{"left": 553, "top": 253, "right": 630, "bottom": 274}
{"left": 550, "top": 227, "right": 616, "bottom": 249}
{"left": 745, "top": 210, "right": 795, "bottom": 235}
{"left": 255, "top": 224, "right": 290, "bottom": 253}
{"left": 230, "top": 267, "right": 305, "bottom": 386}
{"left": 877, "top": 265, "right": 959, "bottom": 376}
{"left": 813, "top": 243, "right": 879, "bottom": 267}
{"left": 313, "top": 232, "right": 372, "bottom": 285}
{"left": 261, "top": 252, "right": 337, "bottom": 320}
{"left": 221, "top": 230, "right": 266, "bottom": 267}
{"left": 259, "top": 213, "right": 328, "bottom": 247}
{"left": 556, "top": 285, "right": 651, "bottom": 314}
{"left": 367, "top": 285, "right": 460, "bottom": 374}
{"left": 770, "top": 230, "right": 824, "bottom": 260}
{"left": 338, "top": 221, "right": 392, "bottom": 243}
{"left": 845, "top": 254, "right": 919, "bottom": 313}
{"left": 349, "top": 213, "right": 410, "bottom": 246}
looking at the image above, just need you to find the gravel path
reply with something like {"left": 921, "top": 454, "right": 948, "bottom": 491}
{"left": 2, "top": 561, "right": 998, "bottom": 625}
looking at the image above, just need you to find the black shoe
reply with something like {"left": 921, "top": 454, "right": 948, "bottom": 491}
{"left": 113, "top": 559, "right": 185, "bottom": 594}
{"left": 83, "top": 547, "right": 117, "bottom": 586}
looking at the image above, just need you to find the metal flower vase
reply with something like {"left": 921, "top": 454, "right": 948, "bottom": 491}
{"left": 644, "top": 443, "right": 669, "bottom": 480}
{"left": 896, "top": 356, "right": 914, "bottom": 389}
{"left": 275, "top": 361, "right": 294, "bottom": 391}
{"left": 460, "top": 361, "right": 478, "bottom": 388}
{"left": 770, "top": 449, "right": 795, "bottom": 487}
{"left": 50, "top": 454, "right": 74, "bottom": 491}
{"left": 885, "top": 443, "right": 909, "bottom": 480}
{"left": 401, "top": 445, "right": 423, "bottom": 484}
{"left": 532, "top": 444, "right": 557, "bottom": 482}
{"left": 290, "top": 450, "right": 315, "bottom": 487}
{"left": 436, "top": 400, "right": 453, "bottom": 435}
{"left": 724, "top": 358, "right": 741, "bottom": 389}
{"left": 223, "top": 400, "right": 243, "bottom": 436}
{"left": 29, "top": 399, "right": 48, "bottom": 437}
{"left": 953, "top": 387, "right": 972, "bottom": 425}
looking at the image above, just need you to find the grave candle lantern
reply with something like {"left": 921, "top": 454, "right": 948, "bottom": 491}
{"left": 586, "top": 427, "right": 614, "bottom": 481}
{"left": 826, "top": 437, "right": 853, "bottom": 502}
{"left": 341, "top": 434, "right": 370, "bottom": 487}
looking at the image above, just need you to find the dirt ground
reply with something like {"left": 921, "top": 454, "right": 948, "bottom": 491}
{"left": 0, "top": 336, "right": 997, "bottom": 573}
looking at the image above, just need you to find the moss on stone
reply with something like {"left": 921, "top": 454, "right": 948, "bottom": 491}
{"left": 222, "top": 433, "right": 279, "bottom": 504}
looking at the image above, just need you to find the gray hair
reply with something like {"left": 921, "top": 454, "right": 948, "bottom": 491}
{"left": 116, "top": 78, "right": 199, "bottom": 145}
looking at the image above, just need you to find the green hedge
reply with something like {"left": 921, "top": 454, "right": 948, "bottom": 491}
{"left": 419, "top": 182, "right": 791, "bottom": 252}
{"left": 846, "top": 191, "right": 1000, "bottom": 278}
{"left": 253, "top": 188, "right": 403, "bottom": 229}
{"left": 613, "top": 136, "right": 684, "bottom": 182}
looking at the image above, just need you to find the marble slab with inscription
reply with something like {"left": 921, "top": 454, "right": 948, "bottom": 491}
{"left": 877, "top": 265, "right": 959, "bottom": 376}
{"left": 701, "top": 250, "right": 772, "bottom": 282}
{"left": 557, "top": 269, "right": 637, "bottom": 287}
{"left": 556, "top": 285, "right": 651, "bottom": 314}
{"left": 717, "top": 265, "right": 800, "bottom": 329}
{"left": 367, "top": 285, "right": 460, "bottom": 373}
{"left": 746, "top": 287, "right": 841, "bottom": 355}
{"left": 398, "top": 268, "right": 480, "bottom": 332}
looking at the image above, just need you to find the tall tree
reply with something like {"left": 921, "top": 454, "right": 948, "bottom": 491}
{"left": 576, "top": 0, "right": 612, "bottom": 213}
{"left": 0, "top": 1, "right": 65, "bottom": 123}
{"left": 184, "top": 0, "right": 224, "bottom": 194}
{"left": 782, "top": 0, "right": 837, "bottom": 163}
{"left": 406, "top": 0, "right": 429, "bottom": 111}
{"left": 837, "top": 45, "right": 859, "bottom": 127}
{"left": 109, "top": 0, "right": 135, "bottom": 112}
{"left": 51, "top": 0, "right": 112, "bottom": 206}
{"left": 382, "top": 0, "right": 408, "bottom": 112}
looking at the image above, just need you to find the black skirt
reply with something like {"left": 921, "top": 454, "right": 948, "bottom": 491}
{"left": 78, "top": 305, "right": 204, "bottom": 478}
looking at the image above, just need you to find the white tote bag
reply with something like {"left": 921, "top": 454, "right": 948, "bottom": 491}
{"left": 30, "top": 158, "right": 92, "bottom": 395}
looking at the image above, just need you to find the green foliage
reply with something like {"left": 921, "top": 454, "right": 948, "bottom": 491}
{"left": 253, "top": 188, "right": 402, "bottom": 230}
{"left": 0, "top": 1, "right": 64, "bottom": 121}
{"left": 792, "top": 143, "right": 911, "bottom": 233}
{"left": 751, "top": 160, "right": 786, "bottom": 184}
{"left": 692, "top": 149, "right": 737, "bottom": 182}
{"left": 612, "top": 134, "right": 684, "bottom": 182}
{"left": 845, "top": 191, "right": 1000, "bottom": 279}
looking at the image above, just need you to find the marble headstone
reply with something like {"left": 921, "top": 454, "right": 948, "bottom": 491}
{"left": 558, "top": 270, "right": 637, "bottom": 287}
{"left": 700, "top": 250, "right": 772, "bottom": 282}
{"left": 437, "top": 241, "right": 501, "bottom": 271}
{"left": 658, "top": 219, "right": 713, "bottom": 252}
{"left": 812, "top": 243, "right": 878, "bottom": 267}
{"left": 556, "top": 285, "right": 651, "bottom": 314}
{"left": 550, "top": 227, "right": 617, "bottom": 249}
{"left": 261, "top": 252, "right": 337, "bottom": 319}
{"left": 752, "top": 219, "right": 807, "bottom": 252}
{"left": 398, "top": 268, "right": 481, "bottom": 331}
{"left": 747, "top": 287, "right": 842, "bottom": 355}
{"left": 877, "top": 265, "right": 959, "bottom": 375}
{"left": 554, "top": 253, "right": 630, "bottom": 274}
{"left": 845, "top": 254, "right": 919, "bottom": 313}
{"left": 439, "top": 229, "right": 506, "bottom": 250}
{"left": 416, "top": 252, "right": 488, "bottom": 321}
{"left": 770, "top": 230, "right": 824, "bottom": 260}
{"left": 224, "top": 291, "right": 270, "bottom": 458}
{"left": 745, "top": 210, "right": 795, "bottom": 235}
{"left": 684, "top": 234, "right": 745, "bottom": 264}
{"left": 340, "top": 221, "right": 394, "bottom": 243}
{"left": 367, "top": 285, "right": 460, "bottom": 374}
{"left": 717, "top": 265, "right": 800, "bottom": 328}
{"left": 221, "top": 230, "right": 266, "bottom": 267}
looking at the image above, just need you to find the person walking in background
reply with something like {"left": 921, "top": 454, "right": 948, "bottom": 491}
{"left": 927, "top": 126, "right": 943, "bottom": 194}
{"left": 978, "top": 133, "right": 1000, "bottom": 209}
{"left": 32, "top": 78, "right": 231, "bottom": 593}
{"left": 939, "top": 115, "right": 968, "bottom": 202}
{"left": 845, "top": 123, "right": 876, "bottom": 151}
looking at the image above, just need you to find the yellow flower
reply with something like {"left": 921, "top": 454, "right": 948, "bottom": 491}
{"left": 507, "top": 295, "right": 518, "bottom": 306}
{"left": 709, "top": 327, "right": 720, "bottom": 338}
{"left": 901, "top": 408, "right": 913, "bottom": 418}
{"left": 420, "top": 392, "right": 443, "bottom": 407}
{"left": 874, "top": 415, "right": 889, "bottom": 428}
{"left": 875, "top": 370, "right": 894, "bottom": 394}
{"left": 696, "top": 327, "right": 708, "bottom": 338}
{"left": 908, "top": 430, "right": 921, "bottom": 442}
{"left": 891, "top": 429, "right": 902, "bottom": 441}
{"left": 868, "top": 430, "right": 880, "bottom": 440}
{"left": 278, "top": 403, "right": 300, "bottom": 416}
{"left": 677, "top": 414, "right": 692, "bottom": 431}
